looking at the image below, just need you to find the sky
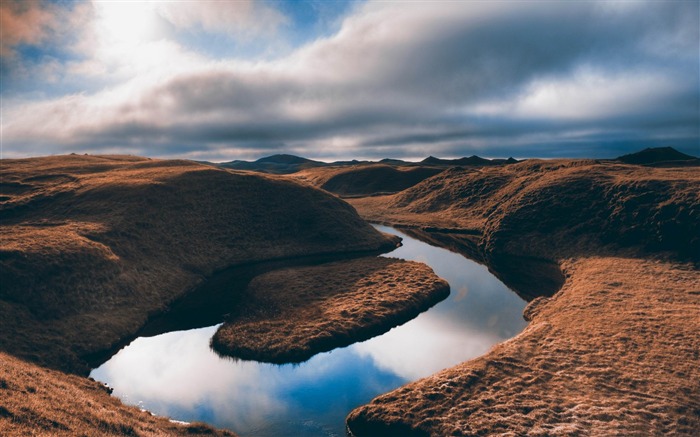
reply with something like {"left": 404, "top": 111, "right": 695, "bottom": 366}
{"left": 1, "top": 0, "right": 698, "bottom": 162}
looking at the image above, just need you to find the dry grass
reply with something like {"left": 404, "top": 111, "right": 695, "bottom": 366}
{"left": 350, "top": 160, "right": 699, "bottom": 260}
{"left": 0, "top": 352, "right": 236, "bottom": 436}
{"left": 0, "top": 154, "right": 398, "bottom": 437}
{"left": 211, "top": 257, "right": 449, "bottom": 363}
{"left": 1, "top": 154, "right": 395, "bottom": 374}
{"left": 344, "top": 160, "right": 700, "bottom": 435}
{"left": 293, "top": 164, "right": 444, "bottom": 197}
{"left": 348, "top": 257, "right": 700, "bottom": 436}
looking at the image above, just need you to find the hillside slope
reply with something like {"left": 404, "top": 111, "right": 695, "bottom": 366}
{"left": 355, "top": 160, "right": 699, "bottom": 260}
{"left": 0, "top": 154, "right": 404, "bottom": 436}
{"left": 218, "top": 154, "right": 326, "bottom": 174}
{"left": 0, "top": 154, "right": 397, "bottom": 374}
{"left": 346, "top": 159, "right": 700, "bottom": 435}
{"left": 318, "top": 165, "right": 444, "bottom": 197}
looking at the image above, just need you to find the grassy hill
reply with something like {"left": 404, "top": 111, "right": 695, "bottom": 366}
{"left": 0, "top": 154, "right": 403, "bottom": 436}
{"left": 616, "top": 146, "right": 699, "bottom": 166}
{"left": 0, "top": 154, "right": 396, "bottom": 373}
{"left": 345, "top": 158, "right": 700, "bottom": 435}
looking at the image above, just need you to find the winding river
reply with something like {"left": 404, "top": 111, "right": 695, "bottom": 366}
{"left": 90, "top": 226, "right": 526, "bottom": 437}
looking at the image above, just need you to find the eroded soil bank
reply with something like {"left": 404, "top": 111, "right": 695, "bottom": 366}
{"left": 345, "top": 160, "right": 700, "bottom": 435}
{"left": 211, "top": 256, "right": 449, "bottom": 363}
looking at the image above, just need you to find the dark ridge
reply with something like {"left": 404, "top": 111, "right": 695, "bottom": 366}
{"left": 379, "top": 158, "right": 410, "bottom": 165}
{"left": 616, "top": 147, "right": 699, "bottom": 166}
{"left": 218, "top": 154, "right": 327, "bottom": 174}
{"left": 421, "top": 156, "right": 442, "bottom": 165}
{"left": 330, "top": 159, "right": 369, "bottom": 165}
{"left": 421, "top": 155, "right": 518, "bottom": 166}
{"left": 254, "top": 154, "right": 321, "bottom": 165}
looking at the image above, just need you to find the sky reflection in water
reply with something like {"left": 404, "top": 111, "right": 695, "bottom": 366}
{"left": 91, "top": 226, "right": 526, "bottom": 436}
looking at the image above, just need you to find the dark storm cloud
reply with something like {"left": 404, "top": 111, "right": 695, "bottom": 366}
{"left": 3, "top": 1, "right": 698, "bottom": 160}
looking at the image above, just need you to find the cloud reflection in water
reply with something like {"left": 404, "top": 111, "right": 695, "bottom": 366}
{"left": 91, "top": 226, "right": 526, "bottom": 436}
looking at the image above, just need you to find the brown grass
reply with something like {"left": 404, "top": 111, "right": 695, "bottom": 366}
{"left": 293, "top": 164, "right": 444, "bottom": 197}
{"left": 0, "top": 154, "right": 399, "bottom": 436}
{"left": 1, "top": 154, "right": 396, "bottom": 374}
{"left": 0, "top": 351, "right": 236, "bottom": 436}
{"left": 211, "top": 257, "right": 449, "bottom": 363}
{"left": 344, "top": 160, "right": 700, "bottom": 435}
{"left": 348, "top": 257, "right": 700, "bottom": 436}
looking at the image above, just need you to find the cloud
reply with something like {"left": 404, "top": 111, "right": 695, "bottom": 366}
{"left": 353, "top": 313, "right": 501, "bottom": 380}
{"left": 154, "top": 1, "right": 288, "bottom": 39}
{"left": 2, "top": 0, "right": 698, "bottom": 160}
{"left": 0, "top": 0, "right": 56, "bottom": 58}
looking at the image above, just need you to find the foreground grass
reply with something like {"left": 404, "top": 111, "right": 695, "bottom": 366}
{"left": 0, "top": 352, "right": 235, "bottom": 436}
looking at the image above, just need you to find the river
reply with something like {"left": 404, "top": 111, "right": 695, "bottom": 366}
{"left": 90, "top": 225, "right": 526, "bottom": 436}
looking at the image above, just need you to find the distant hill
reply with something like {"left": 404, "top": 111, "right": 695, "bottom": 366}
{"left": 216, "top": 154, "right": 519, "bottom": 174}
{"left": 320, "top": 165, "right": 445, "bottom": 197}
{"left": 255, "top": 154, "right": 320, "bottom": 165}
{"left": 219, "top": 154, "right": 327, "bottom": 174}
{"left": 421, "top": 155, "right": 518, "bottom": 166}
{"left": 616, "top": 147, "right": 700, "bottom": 167}
{"left": 379, "top": 158, "right": 410, "bottom": 165}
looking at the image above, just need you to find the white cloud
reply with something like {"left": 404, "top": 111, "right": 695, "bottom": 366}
{"left": 467, "top": 67, "right": 689, "bottom": 121}
{"left": 3, "top": 0, "right": 698, "bottom": 159}
{"left": 154, "top": 0, "right": 288, "bottom": 39}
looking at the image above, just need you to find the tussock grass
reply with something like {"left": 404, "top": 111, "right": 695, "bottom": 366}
{"left": 1, "top": 154, "right": 395, "bottom": 374}
{"left": 211, "top": 257, "right": 449, "bottom": 363}
{"left": 0, "top": 154, "right": 399, "bottom": 436}
{"left": 344, "top": 159, "right": 700, "bottom": 435}
{"left": 0, "top": 352, "right": 235, "bottom": 436}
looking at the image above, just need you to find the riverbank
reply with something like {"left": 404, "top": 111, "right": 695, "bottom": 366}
{"left": 346, "top": 160, "right": 700, "bottom": 435}
{"left": 0, "top": 154, "right": 398, "bottom": 435}
{"left": 0, "top": 351, "right": 236, "bottom": 436}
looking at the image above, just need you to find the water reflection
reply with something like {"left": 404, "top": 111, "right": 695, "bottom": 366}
{"left": 91, "top": 226, "right": 526, "bottom": 437}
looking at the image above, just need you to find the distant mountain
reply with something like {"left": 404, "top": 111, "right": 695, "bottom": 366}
{"left": 219, "top": 154, "right": 327, "bottom": 174}
{"left": 616, "top": 147, "right": 700, "bottom": 167}
{"left": 421, "top": 155, "right": 518, "bottom": 166}
{"left": 330, "top": 159, "right": 370, "bottom": 166}
{"left": 494, "top": 157, "right": 519, "bottom": 165}
{"left": 216, "top": 153, "right": 519, "bottom": 174}
{"left": 379, "top": 158, "right": 410, "bottom": 165}
{"left": 255, "top": 154, "right": 321, "bottom": 165}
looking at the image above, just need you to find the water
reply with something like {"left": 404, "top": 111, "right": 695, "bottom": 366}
{"left": 90, "top": 226, "right": 527, "bottom": 436}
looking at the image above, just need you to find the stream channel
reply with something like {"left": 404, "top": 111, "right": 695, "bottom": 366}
{"left": 91, "top": 225, "right": 527, "bottom": 436}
